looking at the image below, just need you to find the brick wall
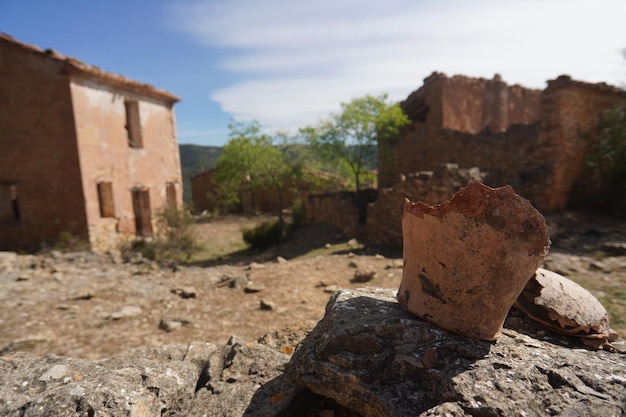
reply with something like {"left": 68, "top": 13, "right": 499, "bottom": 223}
{"left": 537, "top": 76, "right": 626, "bottom": 210}
{"left": 379, "top": 72, "right": 625, "bottom": 213}
{"left": 0, "top": 37, "right": 88, "bottom": 251}
{"left": 306, "top": 190, "right": 377, "bottom": 239}
{"left": 379, "top": 73, "right": 541, "bottom": 189}
{"left": 366, "top": 165, "right": 485, "bottom": 250}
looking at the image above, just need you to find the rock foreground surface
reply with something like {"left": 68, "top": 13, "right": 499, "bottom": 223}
{"left": 3, "top": 287, "right": 624, "bottom": 416}
{"left": 286, "top": 287, "right": 626, "bottom": 417}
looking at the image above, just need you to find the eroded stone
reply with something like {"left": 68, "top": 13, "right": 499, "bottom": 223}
{"left": 398, "top": 180, "right": 550, "bottom": 341}
{"left": 285, "top": 287, "right": 626, "bottom": 417}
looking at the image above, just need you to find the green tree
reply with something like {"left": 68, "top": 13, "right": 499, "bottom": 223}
{"left": 301, "top": 94, "right": 409, "bottom": 194}
{"left": 585, "top": 104, "right": 626, "bottom": 209}
{"left": 300, "top": 94, "right": 409, "bottom": 222}
{"left": 214, "top": 120, "right": 302, "bottom": 227}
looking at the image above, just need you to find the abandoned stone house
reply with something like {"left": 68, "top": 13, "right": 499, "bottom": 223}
{"left": 0, "top": 34, "right": 183, "bottom": 252}
{"left": 308, "top": 72, "right": 626, "bottom": 249}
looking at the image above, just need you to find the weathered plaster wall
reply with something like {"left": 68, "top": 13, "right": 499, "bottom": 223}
{"left": 70, "top": 78, "right": 182, "bottom": 251}
{"left": 0, "top": 38, "right": 88, "bottom": 251}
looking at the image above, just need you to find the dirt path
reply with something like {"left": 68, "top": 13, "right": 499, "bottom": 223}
{"left": 0, "top": 214, "right": 624, "bottom": 360}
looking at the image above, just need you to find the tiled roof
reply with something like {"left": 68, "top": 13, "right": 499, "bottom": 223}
{"left": 0, "top": 33, "right": 180, "bottom": 103}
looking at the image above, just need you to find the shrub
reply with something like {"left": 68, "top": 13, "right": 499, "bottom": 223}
{"left": 125, "top": 205, "right": 202, "bottom": 263}
{"left": 53, "top": 231, "right": 90, "bottom": 252}
{"left": 584, "top": 104, "right": 626, "bottom": 211}
{"left": 242, "top": 220, "right": 286, "bottom": 249}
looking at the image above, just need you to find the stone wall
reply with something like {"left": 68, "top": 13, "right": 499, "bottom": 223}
{"left": 379, "top": 73, "right": 541, "bottom": 189}
{"left": 380, "top": 72, "right": 626, "bottom": 213}
{"left": 192, "top": 169, "right": 347, "bottom": 215}
{"left": 306, "top": 190, "right": 377, "bottom": 239}
{"left": 538, "top": 76, "right": 626, "bottom": 210}
{"left": 366, "top": 165, "right": 484, "bottom": 250}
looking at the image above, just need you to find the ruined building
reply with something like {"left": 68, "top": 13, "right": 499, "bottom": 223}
{"left": 308, "top": 72, "right": 626, "bottom": 249}
{"left": 0, "top": 34, "right": 183, "bottom": 252}
{"left": 378, "top": 72, "right": 626, "bottom": 212}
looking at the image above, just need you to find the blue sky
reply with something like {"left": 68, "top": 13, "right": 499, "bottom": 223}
{"left": 1, "top": 0, "right": 625, "bottom": 147}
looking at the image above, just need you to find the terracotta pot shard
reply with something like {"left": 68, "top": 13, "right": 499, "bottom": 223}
{"left": 398, "top": 180, "right": 550, "bottom": 341}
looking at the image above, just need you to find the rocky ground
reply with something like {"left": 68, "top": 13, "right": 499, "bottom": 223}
{"left": 0, "top": 213, "right": 625, "bottom": 361}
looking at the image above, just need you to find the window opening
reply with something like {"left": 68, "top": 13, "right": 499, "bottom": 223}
{"left": 166, "top": 183, "right": 177, "bottom": 208}
{"left": 125, "top": 100, "right": 143, "bottom": 148}
{"left": 97, "top": 182, "right": 115, "bottom": 218}
{"left": 0, "top": 184, "right": 20, "bottom": 227}
{"left": 131, "top": 188, "right": 153, "bottom": 238}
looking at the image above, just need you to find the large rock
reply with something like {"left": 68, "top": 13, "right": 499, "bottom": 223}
{"left": 286, "top": 287, "right": 626, "bottom": 417}
{"left": 0, "top": 338, "right": 297, "bottom": 417}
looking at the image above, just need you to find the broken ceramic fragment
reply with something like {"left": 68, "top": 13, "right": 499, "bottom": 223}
{"left": 515, "top": 267, "right": 617, "bottom": 350}
{"left": 398, "top": 180, "right": 550, "bottom": 341}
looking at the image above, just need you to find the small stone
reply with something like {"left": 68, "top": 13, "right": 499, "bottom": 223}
{"left": 171, "top": 286, "right": 197, "bottom": 299}
{"left": 589, "top": 261, "right": 611, "bottom": 273}
{"left": 351, "top": 266, "right": 376, "bottom": 283}
{"left": 71, "top": 291, "right": 94, "bottom": 301}
{"left": 325, "top": 243, "right": 332, "bottom": 249}
{"left": 601, "top": 241, "right": 626, "bottom": 256}
{"left": 108, "top": 306, "right": 142, "bottom": 320}
{"left": 107, "top": 250, "right": 123, "bottom": 264}
{"left": 260, "top": 299, "right": 277, "bottom": 311}
{"left": 244, "top": 282, "right": 265, "bottom": 293}
{"left": 228, "top": 276, "right": 249, "bottom": 288}
{"left": 276, "top": 256, "right": 287, "bottom": 263}
{"left": 385, "top": 259, "right": 404, "bottom": 269}
{"left": 317, "top": 279, "right": 336, "bottom": 287}
{"left": 246, "top": 262, "right": 265, "bottom": 270}
{"left": 347, "top": 238, "right": 359, "bottom": 247}
{"left": 159, "top": 319, "right": 183, "bottom": 332}
{"left": 323, "top": 285, "right": 340, "bottom": 293}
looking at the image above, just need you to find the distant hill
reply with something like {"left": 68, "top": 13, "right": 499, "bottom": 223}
{"left": 179, "top": 144, "right": 222, "bottom": 205}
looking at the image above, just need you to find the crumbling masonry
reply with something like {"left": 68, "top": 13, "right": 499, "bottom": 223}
{"left": 307, "top": 72, "right": 626, "bottom": 249}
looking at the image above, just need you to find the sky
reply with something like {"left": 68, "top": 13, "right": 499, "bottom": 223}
{"left": 1, "top": 0, "right": 625, "bottom": 147}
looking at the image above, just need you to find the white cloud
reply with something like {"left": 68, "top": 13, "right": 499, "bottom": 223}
{"left": 169, "top": 0, "right": 626, "bottom": 133}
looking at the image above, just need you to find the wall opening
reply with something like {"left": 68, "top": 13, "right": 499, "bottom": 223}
{"left": 0, "top": 184, "right": 20, "bottom": 227}
{"left": 131, "top": 188, "right": 153, "bottom": 238}
{"left": 166, "top": 183, "right": 177, "bottom": 208}
{"left": 125, "top": 100, "right": 143, "bottom": 148}
{"left": 97, "top": 182, "right": 115, "bottom": 218}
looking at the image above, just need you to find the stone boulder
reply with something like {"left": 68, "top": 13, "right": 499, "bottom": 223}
{"left": 285, "top": 287, "right": 626, "bottom": 417}
{"left": 0, "top": 338, "right": 298, "bottom": 417}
